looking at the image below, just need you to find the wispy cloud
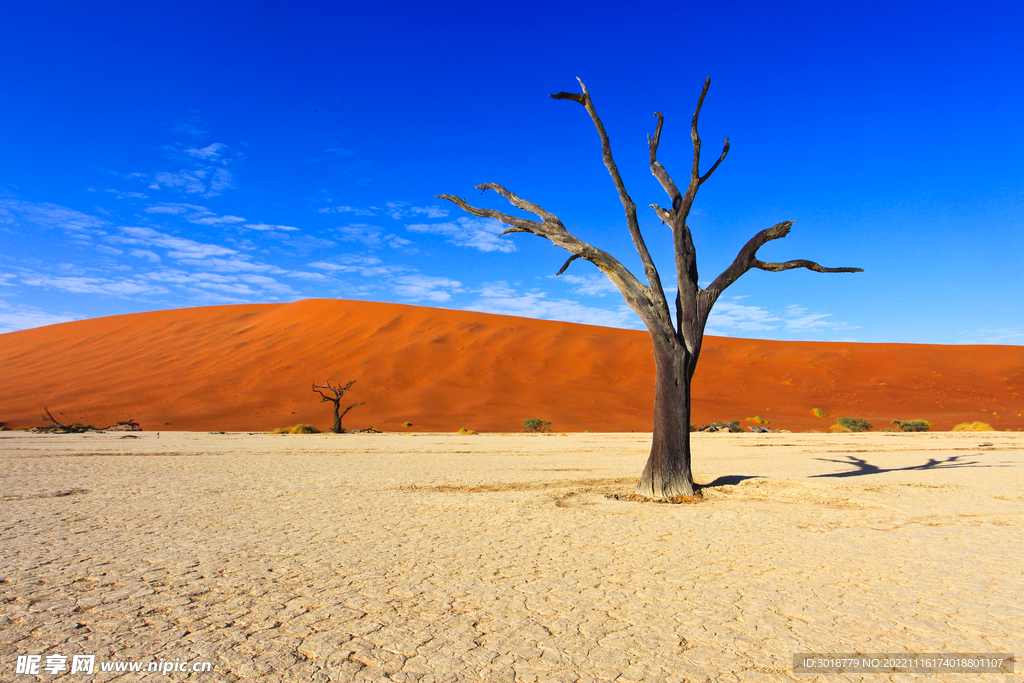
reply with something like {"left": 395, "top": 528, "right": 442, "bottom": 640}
{"left": 555, "top": 273, "right": 619, "bottom": 297}
{"left": 391, "top": 274, "right": 463, "bottom": 302}
{"left": 308, "top": 256, "right": 408, "bottom": 278}
{"left": 336, "top": 224, "right": 413, "bottom": 249}
{"left": 385, "top": 202, "right": 448, "bottom": 219}
{"left": 956, "top": 327, "right": 1024, "bottom": 344}
{"left": 129, "top": 249, "right": 162, "bottom": 263}
{"left": 319, "top": 205, "right": 376, "bottom": 216}
{"left": 184, "top": 142, "right": 227, "bottom": 160}
{"left": 465, "top": 281, "right": 641, "bottom": 328}
{"left": 244, "top": 223, "right": 299, "bottom": 232}
{"left": 704, "top": 299, "right": 858, "bottom": 335}
{"left": 0, "top": 301, "right": 80, "bottom": 334}
{"left": 145, "top": 203, "right": 300, "bottom": 233}
{"left": 149, "top": 168, "right": 233, "bottom": 197}
{"left": 104, "top": 189, "right": 149, "bottom": 200}
{"left": 20, "top": 274, "right": 169, "bottom": 297}
{"left": 0, "top": 199, "right": 105, "bottom": 236}
{"left": 317, "top": 202, "right": 448, "bottom": 220}
{"left": 116, "top": 226, "right": 237, "bottom": 259}
{"left": 406, "top": 217, "right": 515, "bottom": 253}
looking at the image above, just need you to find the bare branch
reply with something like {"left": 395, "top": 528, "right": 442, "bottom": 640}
{"left": 41, "top": 407, "right": 67, "bottom": 429}
{"left": 648, "top": 112, "right": 682, "bottom": 212}
{"left": 438, "top": 186, "right": 669, "bottom": 330}
{"left": 704, "top": 221, "right": 862, "bottom": 304}
{"left": 436, "top": 192, "right": 545, "bottom": 234}
{"left": 550, "top": 91, "right": 586, "bottom": 105}
{"left": 649, "top": 204, "right": 672, "bottom": 224}
{"left": 698, "top": 138, "right": 730, "bottom": 185}
{"left": 549, "top": 78, "right": 672, "bottom": 325}
{"left": 556, "top": 254, "right": 582, "bottom": 275}
{"left": 754, "top": 260, "right": 864, "bottom": 274}
{"left": 338, "top": 402, "right": 365, "bottom": 421}
{"left": 689, "top": 78, "right": 711, "bottom": 181}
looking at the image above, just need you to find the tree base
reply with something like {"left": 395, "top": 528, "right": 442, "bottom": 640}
{"left": 634, "top": 473, "right": 695, "bottom": 499}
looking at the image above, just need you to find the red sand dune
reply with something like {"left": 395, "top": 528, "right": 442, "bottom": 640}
{"left": 1, "top": 299, "right": 1022, "bottom": 433}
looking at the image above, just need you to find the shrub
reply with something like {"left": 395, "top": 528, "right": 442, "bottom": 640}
{"left": 404, "top": 422, "right": 413, "bottom": 427}
{"left": 812, "top": 408, "right": 827, "bottom": 418}
{"left": 951, "top": 421, "right": 994, "bottom": 431}
{"left": 746, "top": 416, "right": 767, "bottom": 424}
{"left": 273, "top": 424, "right": 320, "bottom": 434}
{"left": 834, "top": 417, "right": 873, "bottom": 432}
{"left": 522, "top": 419, "right": 551, "bottom": 433}
{"left": 891, "top": 419, "right": 932, "bottom": 432}
{"left": 458, "top": 427, "right": 479, "bottom": 435}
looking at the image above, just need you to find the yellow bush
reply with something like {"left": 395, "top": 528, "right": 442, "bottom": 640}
{"left": 951, "top": 421, "right": 994, "bottom": 431}
{"left": 273, "top": 424, "right": 320, "bottom": 434}
{"left": 745, "top": 416, "right": 767, "bottom": 424}
{"left": 812, "top": 408, "right": 827, "bottom": 418}
{"left": 458, "top": 427, "right": 478, "bottom": 435}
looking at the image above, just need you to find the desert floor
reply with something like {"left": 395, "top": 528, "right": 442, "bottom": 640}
{"left": 1, "top": 431, "right": 1021, "bottom": 682}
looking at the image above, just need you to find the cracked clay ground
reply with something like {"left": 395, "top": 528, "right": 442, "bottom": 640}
{"left": 1, "top": 432, "right": 1022, "bottom": 682}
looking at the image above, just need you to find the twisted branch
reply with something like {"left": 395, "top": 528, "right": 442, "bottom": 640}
{"left": 551, "top": 79, "right": 671, "bottom": 325}
{"left": 704, "top": 221, "right": 863, "bottom": 305}
{"left": 437, "top": 184, "right": 668, "bottom": 330}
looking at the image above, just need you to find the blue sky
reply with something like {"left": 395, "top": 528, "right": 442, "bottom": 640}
{"left": 1, "top": 1, "right": 1021, "bottom": 344}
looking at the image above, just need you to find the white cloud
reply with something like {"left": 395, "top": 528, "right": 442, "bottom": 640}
{"left": 185, "top": 143, "right": 227, "bottom": 160}
{"left": 385, "top": 202, "right": 448, "bottom": 219}
{"left": 391, "top": 275, "right": 463, "bottom": 302}
{"left": 144, "top": 203, "right": 207, "bottom": 216}
{"left": 956, "top": 327, "right": 1024, "bottom": 344}
{"left": 406, "top": 217, "right": 515, "bottom": 253}
{"left": 149, "top": 168, "right": 233, "bottom": 197}
{"left": 118, "top": 227, "right": 237, "bottom": 259}
{"left": 704, "top": 299, "right": 858, "bottom": 335}
{"left": 556, "top": 273, "right": 619, "bottom": 297}
{"left": 336, "top": 224, "right": 414, "bottom": 249}
{"left": 465, "top": 281, "right": 641, "bottom": 328}
{"left": 104, "top": 189, "right": 149, "bottom": 199}
{"left": 244, "top": 223, "right": 299, "bottom": 232}
{"left": 0, "top": 199, "right": 105, "bottom": 236}
{"left": 145, "top": 204, "right": 302, "bottom": 234}
{"left": 20, "top": 274, "right": 169, "bottom": 297}
{"left": 706, "top": 300, "right": 783, "bottom": 332}
{"left": 190, "top": 214, "right": 247, "bottom": 226}
{"left": 319, "top": 205, "right": 376, "bottom": 216}
{"left": 130, "top": 249, "right": 162, "bottom": 263}
{"left": 308, "top": 256, "right": 408, "bottom": 278}
{"left": 0, "top": 301, "right": 80, "bottom": 334}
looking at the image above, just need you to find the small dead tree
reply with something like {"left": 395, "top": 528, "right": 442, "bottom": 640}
{"left": 312, "top": 380, "right": 365, "bottom": 434}
{"left": 440, "top": 78, "right": 862, "bottom": 499}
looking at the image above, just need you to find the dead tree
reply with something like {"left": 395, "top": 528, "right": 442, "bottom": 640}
{"left": 439, "top": 78, "right": 862, "bottom": 499}
{"left": 40, "top": 407, "right": 97, "bottom": 433}
{"left": 312, "top": 380, "right": 365, "bottom": 434}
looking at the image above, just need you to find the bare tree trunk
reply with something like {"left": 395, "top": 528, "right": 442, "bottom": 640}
{"left": 636, "top": 340, "right": 696, "bottom": 498}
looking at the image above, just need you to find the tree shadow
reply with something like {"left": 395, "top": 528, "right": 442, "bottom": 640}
{"left": 810, "top": 453, "right": 998, "bottom": 478}
{"left": 698, "top": 474, "right": 763, "bottom": 488}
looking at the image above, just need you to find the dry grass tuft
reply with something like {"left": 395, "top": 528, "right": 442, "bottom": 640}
{"left": 952, "top": 421, "right": 994, "bottom": 431}
{"left": 272, "top": 424, "right": 320, "bottom": 434}
{"left": 607, "top": 492, "right": 705, "bottom": 504}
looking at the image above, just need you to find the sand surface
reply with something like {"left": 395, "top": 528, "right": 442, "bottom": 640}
{"left": 2, "top": 299, "right": 1022, "bottom": 433}
{"left": 2, "top": 431, "right": 1021, "bottom": 682}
